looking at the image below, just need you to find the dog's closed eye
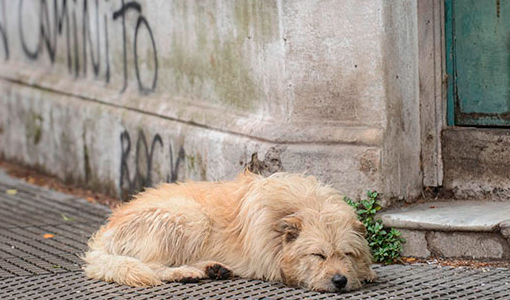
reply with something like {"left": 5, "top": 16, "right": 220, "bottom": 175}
{"left": 345, "top": 251, "right": 356, "bottom": 258}
{"left": 311, "top": 253, "right": 327, "bottom": 260}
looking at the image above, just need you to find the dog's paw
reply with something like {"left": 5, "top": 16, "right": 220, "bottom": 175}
{"left": 178, "top": 277, "right": 201, "bottom": 284}
{"left": 364, "top": 269, "right": 377, "bottom": 283}
{"left": 205, "top": 263, "right": 232, "bottom": 280}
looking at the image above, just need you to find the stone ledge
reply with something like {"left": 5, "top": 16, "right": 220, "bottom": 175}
{"left": 0, "top": 66, "right": 383, "bottom": 146}
{"left": 0, "top": 80, "right": 382, "bottom": 200}
{"left": 379, "top": 201, "right": 510, "bottom": 259}
{"left": 379, "top": 200, "right": 510, "bottom": 231}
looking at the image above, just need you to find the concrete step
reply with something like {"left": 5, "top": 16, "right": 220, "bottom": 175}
{"left": 378, "top": 201, "right": 510, "bottom": 260}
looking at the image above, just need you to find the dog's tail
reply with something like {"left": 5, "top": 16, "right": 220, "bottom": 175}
{"left": 82, "top": 249, "right": 163, "bottom": 287}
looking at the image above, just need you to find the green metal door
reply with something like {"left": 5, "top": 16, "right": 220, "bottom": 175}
{"left": 446, "top": 0, "right": 510, "bottom": 126}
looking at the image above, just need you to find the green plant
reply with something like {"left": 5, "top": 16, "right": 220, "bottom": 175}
{"left": 345, "top": 191, "right": 405, "bottom": 264}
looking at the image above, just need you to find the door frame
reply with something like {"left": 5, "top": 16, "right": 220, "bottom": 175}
{"left": 418, "top": 0, "right": 446, "bottom": 187}
{"left": 444, "top": 0, "right": 456, "bottom": 126}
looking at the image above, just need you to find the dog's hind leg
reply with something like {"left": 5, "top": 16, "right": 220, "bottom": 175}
{"left": 83, "top": 250, "right": 163, "bottom": 287}
{"left": 83, "top": 251, "right": 229, "bottom": 285}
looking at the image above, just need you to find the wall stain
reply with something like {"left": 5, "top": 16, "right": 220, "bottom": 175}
{"left": 83, "top": 129, "right": 91, "bottom": 183}
{"left": 161, "top": 1, "right": 281, "bottom": 111}
{"left": 25, "top": 111, "right": 43, "bottom": 145}
{"left": 246, "top": 146, "right": 284, "bottom": 177}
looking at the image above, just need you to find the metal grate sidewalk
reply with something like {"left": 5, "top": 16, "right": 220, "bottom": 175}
{"left": 2, "top": 265, "right": 510, "bottom": 300}
{"left": 0, "top": 169, "right": 509, "bottom": 300}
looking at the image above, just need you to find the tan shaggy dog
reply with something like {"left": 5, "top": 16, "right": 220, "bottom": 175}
{"left": 83, "top": 171, "right": 376, "bottom": 292}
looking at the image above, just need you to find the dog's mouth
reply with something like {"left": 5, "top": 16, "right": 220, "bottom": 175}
{"left": 313, "top": 286, "right": 348, "bottom": 294}
{"left": 310, "top": 283, "right": 351, "bottom": 294}
{"left": 305, "top": 276, "right": 354, "bottom": 293}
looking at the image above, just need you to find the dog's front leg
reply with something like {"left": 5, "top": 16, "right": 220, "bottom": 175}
{"left": 152, "top": 265, "right": 206, "bottom": 283}
{"left": 152, "top": 261, "right": 232, "bottom": 283}
{"left": 192, "top": 261, "right": 233, "bottom": 280}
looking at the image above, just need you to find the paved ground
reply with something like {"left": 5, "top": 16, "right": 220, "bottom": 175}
{"left": 0, "top": 170, "right": 509, "bottom": 300}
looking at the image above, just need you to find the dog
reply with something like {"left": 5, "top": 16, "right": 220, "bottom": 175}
{"left": 83, "top": 171, "right": 376, "bottom": 292}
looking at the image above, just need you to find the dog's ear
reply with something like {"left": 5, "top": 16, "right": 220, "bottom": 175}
{"left": 274, "top": 215, "right": 302, "bottom": 243}
{"left": 353, "top": 220, "right": 367, "bottom": 237}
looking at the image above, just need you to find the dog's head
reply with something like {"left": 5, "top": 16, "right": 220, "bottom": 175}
{"left": 275, "top": 209, "right": 376, "bottom": 292}
{"left": 267, "top": 175, "right": 376, "bottom": 292}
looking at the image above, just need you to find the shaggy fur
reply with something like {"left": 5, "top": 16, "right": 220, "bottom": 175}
{"left": 83, "top": 171, "right": 376, "bottom": 292}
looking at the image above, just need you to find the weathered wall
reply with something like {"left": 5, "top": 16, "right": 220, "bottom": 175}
{"left": 0, "top": 0, "right": 423, "bottom": 203}
{"left": 442, "top": 127, "right": 510, "bottom": 201}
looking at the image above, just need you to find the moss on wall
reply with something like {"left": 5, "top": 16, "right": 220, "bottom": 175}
{"left": 25, "top": 111, "right": 43, "bottom": 145}
{"left": 162, "top": 0, "right": 280, "bottom": 111}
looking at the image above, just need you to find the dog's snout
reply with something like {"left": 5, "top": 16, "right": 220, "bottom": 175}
{"left": 331, "top": 274, "right": 347, "bottom": 290}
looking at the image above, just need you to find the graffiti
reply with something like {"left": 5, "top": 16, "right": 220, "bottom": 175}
{"left": 15, "top": 0, "right": 157, "bottom": 93}
{"left": 0, "top": 0, "right": 8, "bottom": 60}
{"left": 82, "top": 0, "right": 101, "bottom": 77}
{"left": 119, "top": 130, "right": 185, "bottom": 200}
{"left": 167, "top": 140, "right": 185, "bottom": 184}
{"left": 18, "top": 0, "right": 92, "bottom": 75}
{"left": 113, "top": 0, "right": 158, "bottom": 93}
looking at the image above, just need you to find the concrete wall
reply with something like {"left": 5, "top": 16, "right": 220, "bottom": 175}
{"left": 0, "top": 0, "right": 423, "bottom": 203}
{"left": 442, "top": 127, "right": 510, "bottom": 201}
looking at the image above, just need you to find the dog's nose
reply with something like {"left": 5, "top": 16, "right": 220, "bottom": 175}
{"left": 331, "top": 274, "right": 348, "bottom": 290}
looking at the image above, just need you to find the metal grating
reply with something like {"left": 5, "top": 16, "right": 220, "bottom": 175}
{"left": 0, "top": 169, "right": 510, "bottom": 299}
{"left": 0, "top": 181, "right": 109, "bottom": 229}
{"left": 0, "top": 265, "right": 509, "bottom": 300}
{"left": 0, "top": 170, "right": 109, "bottom": 280}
